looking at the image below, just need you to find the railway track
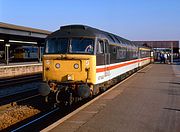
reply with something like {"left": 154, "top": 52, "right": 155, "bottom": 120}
{"left": 3, "top": 74, "right": 134, "bottom": 131}
{"left": 10, "top": 108, "right": 60, "bottom": 132}
{"left": 0, "top": 74, "right": 58, "bottom": 131}
{"left": 0, "top": 74, "right": 43, "bottom": 106}
{"left": 0, "top": 74, "right": 42, "bottom": 88}
{"left": 0, "top": 74, "right": 42, "bottom": 106}
{"left": 0, "top": 91, "right": 49, "bottom": 131}
{"left": 0, "top": 89, "right": 39, "bottom": 106}
{"left": 6, "top": 97, "right": 91, "bottom": 132}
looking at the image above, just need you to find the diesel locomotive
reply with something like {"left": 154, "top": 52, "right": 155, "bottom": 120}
{"left": 39, "top": 25, "right": 152, "bottom": 105}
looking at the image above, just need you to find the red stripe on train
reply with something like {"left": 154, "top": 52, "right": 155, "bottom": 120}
{"left": 96, "top": 58, "right": 150, "bottom": 73}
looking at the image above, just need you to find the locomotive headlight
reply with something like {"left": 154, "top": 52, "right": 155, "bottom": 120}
{"left": 74, "top": 63, "right": 79, "bottom": 69}
{"left": 55, "top": 63, "right": 60, "bottom": 69}
{"left": 67, "top": 74, "right": 74, "bottom": 81}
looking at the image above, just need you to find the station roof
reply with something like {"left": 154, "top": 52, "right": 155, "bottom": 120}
{"left": 0, "top": 22, "right": 52, "bottom": 45}
{"left": 0, "top": 22, "right": 51, "bottom": 35}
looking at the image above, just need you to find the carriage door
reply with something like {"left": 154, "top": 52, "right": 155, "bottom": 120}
{"left": 96, "top": 39, "right": 110, "bottom": 80}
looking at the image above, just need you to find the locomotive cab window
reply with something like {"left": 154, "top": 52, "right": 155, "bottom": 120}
{"left": 45, "top": 38, "right": 68, "bottom": 54}
{"left": 70, "top": 38, "right": 94, "bottom": 54}
{"left": 45, "top": 38, "right": 94, "bottom": 54}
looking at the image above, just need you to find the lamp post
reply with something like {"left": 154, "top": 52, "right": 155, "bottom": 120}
{"left": 38, "top": 46, "right": 42, "bottom": 63}
{"left": 171, "top": 42, "right": 173, "bottom": 64}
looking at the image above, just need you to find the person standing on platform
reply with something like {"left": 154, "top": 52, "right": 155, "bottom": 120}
{"left": 160, "top": 53, "right": 164, "bottom": 63}
{"left": 164, "top": 53, "right": 168, "bottom": 64}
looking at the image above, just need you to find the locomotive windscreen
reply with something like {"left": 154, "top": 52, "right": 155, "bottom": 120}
{"left": 45, "top": 38, "right": 94, "bottom": 54}
{"left": 45, "top": 38, "right": 68, "bottom": 54}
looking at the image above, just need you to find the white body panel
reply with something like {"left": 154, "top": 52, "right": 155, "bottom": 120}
{"left": 95, "top": 57, "right": 150, "bottom": 84}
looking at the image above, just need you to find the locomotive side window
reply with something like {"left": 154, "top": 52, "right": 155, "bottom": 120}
{"left": 133, "top": 49, "right": 138, "bottom": 59}
{"left": 96, "top": 40, "right": 104, "bottom": 54}
{"left": 113, "top": 47, "right": 116, "bottom": 53}
{"left": 140, "top": 50, "right": 150, "bottom": 58}
{"left": 116, "top": 47, "right": 126, "bottom": 60}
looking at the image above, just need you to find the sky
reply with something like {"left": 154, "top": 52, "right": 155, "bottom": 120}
{"left": 0, "top": 0, "right": 180, "bottom": 41}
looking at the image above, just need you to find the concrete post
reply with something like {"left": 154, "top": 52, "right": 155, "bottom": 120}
{"left": 0, "top": 42, "right": 5, "bottom": 64}
{"left": 38, "top": 46, "right": 42, "bottom": 63}
{"left": 5, "top": 43, "right": 10, "bottom": 65}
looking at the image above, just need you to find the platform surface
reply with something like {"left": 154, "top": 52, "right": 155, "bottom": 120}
{"left": 49, "top": 64, "right": 180, "bottom": 132}
{"left": 0, "top": 62, "right": 42, "bottom": 78}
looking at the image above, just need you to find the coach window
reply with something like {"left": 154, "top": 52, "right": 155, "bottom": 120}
{"left": 96, "top": 40, "right": 104, "bottom": 54}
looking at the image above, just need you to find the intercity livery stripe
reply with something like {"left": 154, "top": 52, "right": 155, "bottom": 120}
{"left": 96, "top": 57, "right": 150, "bottom": 73}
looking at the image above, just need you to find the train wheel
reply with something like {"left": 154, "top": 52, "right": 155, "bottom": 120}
{"left": 45, "top": 92, "right": 55, "bottom": 103}
{"left": 100, "top": 87, "right": 107, "bottom": 92}
{"left": 45, "top": 94, "right": 57, "bottom": 108}
{"left": 55, "top": 90, "right": 61, "bottom": 104}
{"left": 89, "top": 89, "right": 93, "bottom": 98}
{"left": 68, "top": 93, "right": 74, "bottom": 106}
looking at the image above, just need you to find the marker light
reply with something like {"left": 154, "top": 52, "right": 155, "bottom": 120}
{"left": 46, "top": 60, "right": 50, "bottom": 65}
{"left": 55, "top": 63, "right": 60, "bottom": 69}
{"left": 74, "top": 63, "right": 79, "bottom": 69}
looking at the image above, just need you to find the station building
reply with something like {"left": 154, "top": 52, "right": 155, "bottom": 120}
{"left": 0, "top": 22, "right": 51, "bottom": 65}
{"left": 0, "top": 22, "right": 52, "bottom": 78}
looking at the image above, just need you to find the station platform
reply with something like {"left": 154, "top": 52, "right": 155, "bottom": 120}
{"left": 43, "top": 63, "right": 180, "bottom": 132}
{"left": 0, "top": 62, "right": 42, "bottom": 78}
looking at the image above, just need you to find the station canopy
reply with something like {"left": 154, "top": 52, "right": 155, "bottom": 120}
{"left": 133, "top": 41, "right": 179, "bottom": 53}
{"left": 0, "top": 22, "right": 51, "bottom": 46}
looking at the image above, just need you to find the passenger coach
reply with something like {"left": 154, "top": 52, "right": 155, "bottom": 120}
{"left": 39, "top": 25, "right": 152, "bottom": 105}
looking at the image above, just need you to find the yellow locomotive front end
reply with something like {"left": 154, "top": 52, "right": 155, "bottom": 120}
{"left": 43, "top": 54, "right": 96, "bottom": 86}
{"left": 39, "top": 36, "right": 97, "bottom": 105}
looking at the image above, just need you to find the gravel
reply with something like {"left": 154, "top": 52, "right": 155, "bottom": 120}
{"left": 0, "top": 105, "right": 40, "bottom": 130}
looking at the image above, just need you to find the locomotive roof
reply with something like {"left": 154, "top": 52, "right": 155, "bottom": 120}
{"left": 47, "top": 25, "right": 136, "bottom": 47}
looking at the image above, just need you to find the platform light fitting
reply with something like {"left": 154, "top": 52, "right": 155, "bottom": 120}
{"left": 0, "top": 39, "right": 4, "bottom": 42}
{"left": 5, "top": 44, "right": 10, "bottom": 47}
{"left": 9, "top": 40, "right": 38, "bottom": 44}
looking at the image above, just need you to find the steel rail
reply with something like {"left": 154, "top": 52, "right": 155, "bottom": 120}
{"left": 0, "top": 74, "right": 42, "bottom": 88}
{"left": 11, "top": 108, "right": 60, "bottom": 132}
